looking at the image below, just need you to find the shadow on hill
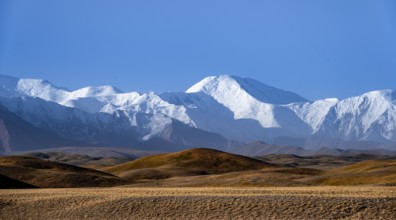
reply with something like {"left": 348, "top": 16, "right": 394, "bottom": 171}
{"left": 0, "top": 174, "right": 37, "bottom": 189}
{"left": 0, "top": 156, "right": 126, "bottom": 188}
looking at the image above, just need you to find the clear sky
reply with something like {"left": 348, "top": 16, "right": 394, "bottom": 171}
{"left": 1, "top": 0, "right": 395, "bottom": 100}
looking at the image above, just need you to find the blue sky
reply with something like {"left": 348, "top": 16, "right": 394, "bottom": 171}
{"left": 1, "top": 0, "right": 395, "bottom": 100}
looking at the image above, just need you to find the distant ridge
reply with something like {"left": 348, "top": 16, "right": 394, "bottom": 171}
{"left": 0, "top": 74, "right": 395, "bottom": 153}
{"left": 234, "top": 141, "right": 396, "bottom": 157}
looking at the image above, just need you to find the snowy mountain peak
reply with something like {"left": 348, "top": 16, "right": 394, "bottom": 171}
{"left": 0, "top": 74, "right": 395, "bottom": 151}
{"left": 186, "top": 75, "right": 231, "bottom": 93}
{"left": 17, "top": 78, "right": 65, "bottom": 100}
{"left": 70, "top": 85, "right": 123, "bottom": 98}
{"left": 0, "top": 75, "right": 65, "bottom": 100}
{"left": 360, "top": 89, "right": 395, "bottom": 101}
{"left": 186, "top": 75, "right": 308, "bottom": 104}
{"left": 323, "top": 98, "right": 339, "bottom": 103}
{"left": 0, "top": 75, "right": 124, "bottom": 99}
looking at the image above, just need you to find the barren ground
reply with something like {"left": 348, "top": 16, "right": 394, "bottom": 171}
{"left": 0, "top": 186, "right": 395, "bottom": 220}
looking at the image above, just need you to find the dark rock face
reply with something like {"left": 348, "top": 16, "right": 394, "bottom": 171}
{"left": 0, "top": 119, "right": 11, "bottom": 152}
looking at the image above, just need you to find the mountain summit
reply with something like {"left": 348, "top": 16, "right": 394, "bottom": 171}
{"left": 0, "top": 74, "right": 395, "bottom": 153}
{"left": 186, "top": 75, "right": 309, "bottom": 104}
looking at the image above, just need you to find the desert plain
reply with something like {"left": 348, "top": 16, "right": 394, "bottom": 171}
{"left": 1, "top": 186, "right": 395, "bottom": 219}
{"left": 1, "top": 148, "right": 396, "bottom": 219}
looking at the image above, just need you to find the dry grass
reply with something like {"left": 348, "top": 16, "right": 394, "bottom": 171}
{"left": 124, "top": 168, "right": 322, "bottom": 187}
{"left": 0, "top": 156, "right": 125, "bottom": 188}
{"left": 2, "top": 152, "right": 395, "bottom": 188}
{"left": 105, "top": 152, "right": 396, "bottom": 187}
{"left": 331, "top": 160, "right": 396, "bottom": 173}
{"left": 106, "top": 148, "right": 275, "bottom": 172}
{"left": 0, "top": 186, "right": 395, "bottom": 219}
{"left": 1, "top": 152, "right": 396, "bottom": 219}
{"left": 105, "top": 148, "right": 276, "bottom": 181}
{"left": 258, "top": 154, "right": 368, "bottom": 170}
{"left": 22, "top": 152, "right": 132, "bottom": 169}
{"left": 307, "top": 160, "right": 396, "bottom": 186}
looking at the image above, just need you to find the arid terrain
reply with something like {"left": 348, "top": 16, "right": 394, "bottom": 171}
{"left": 0, "top": 187, "right": 395, "bottom": 219}
{"left": 0, "top": 156, "right": 126, "bottom": 188}
{"left": 1, "top": 148, "right": 396, "bottom": 219}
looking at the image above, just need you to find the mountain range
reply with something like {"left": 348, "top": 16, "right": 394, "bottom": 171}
{"left": 0, "top": 75, "right": 395, "bottom": 154}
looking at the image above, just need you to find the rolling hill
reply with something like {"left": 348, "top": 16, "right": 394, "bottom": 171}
{"left": 307, "top": 160, "right": 396, "bottom": 186}
{"left": 0, "top": 156, "right": 126, "bottom": 188}
{"left": 105, "top": 148, "right": 277, "bottom": 180}
{"left": 20, "top": 152, "right": 132, "bottom": 169}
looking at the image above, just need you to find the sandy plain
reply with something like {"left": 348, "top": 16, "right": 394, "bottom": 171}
{"left": 0, "top": 186, "right": 395, "bottom": 220}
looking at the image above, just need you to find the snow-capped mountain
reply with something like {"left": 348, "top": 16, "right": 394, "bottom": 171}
{"left": 186, "top": 75, "right": 308, "bottom": 128}
{"left": 0, "top": 74, "right": 395, "bottom": 152}
{"left": 304, "top": 90, "right": 396, "bottom": 149}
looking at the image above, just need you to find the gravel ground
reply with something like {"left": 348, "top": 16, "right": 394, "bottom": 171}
{"left": 0, "top": 186, "right": 395, "bottom": 220}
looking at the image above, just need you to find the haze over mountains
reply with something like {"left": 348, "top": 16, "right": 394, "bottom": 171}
{"left": 0, "top": 75, "right": 395, "bottom": 153}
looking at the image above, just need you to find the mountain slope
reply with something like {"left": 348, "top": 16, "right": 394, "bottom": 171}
{"left": 314, "top": 90, "right": 396, "bottom": 142}
{"left": 186, "top": 75, "right": 308, "bottom": 128}
{"left": 0, "top": 106, "right": 84, "bottom": 152}
{"left": 0, "top": 74, "right": 395, "bottom": 152}
{"left": 186, "top": 75, "right": 309, "bottom": 104}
